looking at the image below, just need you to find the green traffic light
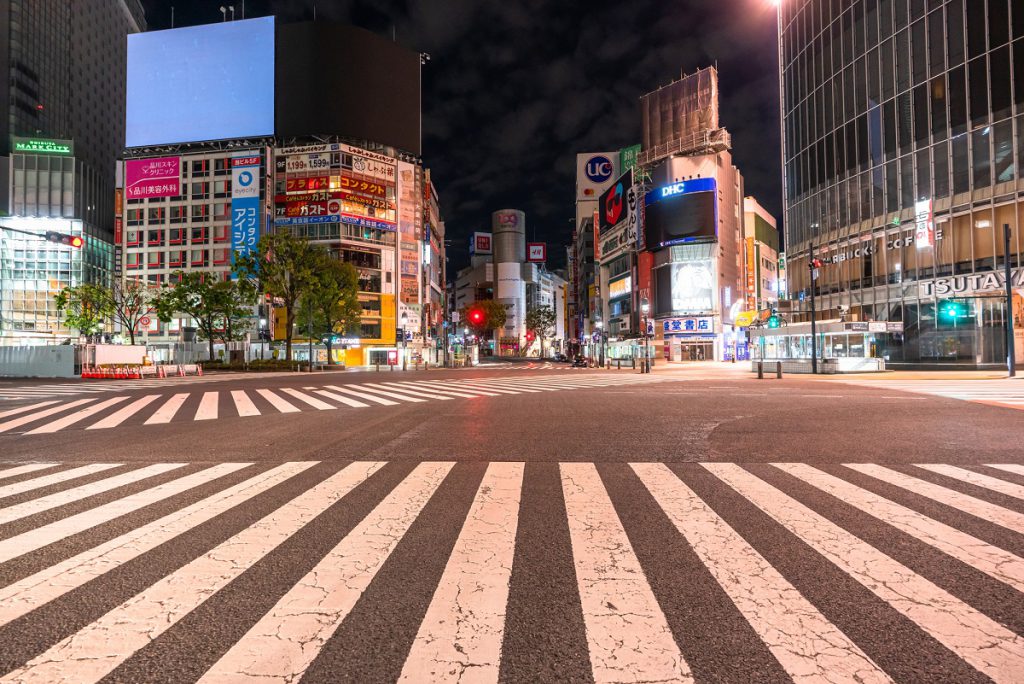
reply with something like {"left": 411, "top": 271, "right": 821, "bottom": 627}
{"left": 767, "top": 315, "right": 780, "bottom": 329}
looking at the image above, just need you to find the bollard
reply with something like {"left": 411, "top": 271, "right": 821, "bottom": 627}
{"left": 391, "top": 362, "right": 395, "bottom": 371}
{"left": 376, "top": 361, "right": 380, "bottom": 372}
{"left": 776, "top": 361, "right": 783, "bottom": 379}
{"left": 617, "top": 359, "right": 621, "bottom": 370}
{"left": 757, "top": 361, "right": 764, "bottom": 379}
{"left": 632, "top": 358, "right": 636, "bottom": 369}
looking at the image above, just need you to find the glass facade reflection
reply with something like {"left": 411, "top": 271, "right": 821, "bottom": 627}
{"left": 780, "top": 0, "right": 1024, "bottom": 366}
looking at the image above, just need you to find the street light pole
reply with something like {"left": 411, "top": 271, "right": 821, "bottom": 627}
{"left": 641, "top": 298, "right": 650, "bottom": 374}
{"left": 400, "top": 311, "right": 408, "bottom": 371}
{"left": 808, "top": 246, "right": 818, "bottom": 375}
{"left": 1005, "top": 223, "right": 1016, "bottom": 377}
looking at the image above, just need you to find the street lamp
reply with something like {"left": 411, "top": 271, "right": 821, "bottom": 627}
{"left": 400, "top": 311, "right": 409, "bottom": 370}
{"left": 595, "top": 320, "right": 606, "bottom": 368}
{"left": 640, "top": 299, "right": 651, "bottom": 374}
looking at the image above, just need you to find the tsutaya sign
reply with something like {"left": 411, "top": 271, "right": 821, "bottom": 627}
{"left": 919, "top": 267, "right": 1024, "bottom": 297}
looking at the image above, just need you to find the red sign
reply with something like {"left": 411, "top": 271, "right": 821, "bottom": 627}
{"left": 125, "top": 157, "right": 180, "bottom": 199}
{"left": 275, "top": 191, "right": 336, "bottom": 203}
{"left": 387, "top": 350, "right": 398, "bottom": 365}
{"left": 339, "top": 174, "right": 386, "bottom": 197}
{"left": 114, "top": 218, "right": 123, "bottom": 245}
{"left": 527, "top": 243, "right": 547, "bottom": 263}
{"left": 339, "top": 190, "right": 390, "bottom": 211}
{"left": 285, "top": 177, "right": 330, "bottom": 193}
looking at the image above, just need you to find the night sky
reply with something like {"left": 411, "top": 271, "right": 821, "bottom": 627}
{"left": 140, "top": 0, "right": 782, "bottom": 271}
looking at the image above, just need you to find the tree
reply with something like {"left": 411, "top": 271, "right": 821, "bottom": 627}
{"left": 55, "top": 284, "right": 114, "bottom": 340}
{"left": 525, "top": 304, "right": 557, "bottom": 358}
{"left": 111, "top": 279, "right": 157, "bottom": 346}
{"left": 236, "top": 231, "right": 320, "bottom": 361}
{"left": 152, "top": 272, "right": 256, "bottom": 362}
{"left": 460, "top": 300, "right": 507, "bottom": 352}
{"left": 297, "top": 252, "right": 361, "bottom": 364}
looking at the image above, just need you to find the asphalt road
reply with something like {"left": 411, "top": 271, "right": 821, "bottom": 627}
{"left": 0, "top": 362, "right": 1022, "bottom": 682}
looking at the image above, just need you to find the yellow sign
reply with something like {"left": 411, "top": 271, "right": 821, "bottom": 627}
{"left": 734, "top": 310, "right": 760, "bottom": 328}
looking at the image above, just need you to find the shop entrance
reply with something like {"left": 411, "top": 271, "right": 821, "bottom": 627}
{"left": 680, "top": 342, "right": 713, "bottom": 361}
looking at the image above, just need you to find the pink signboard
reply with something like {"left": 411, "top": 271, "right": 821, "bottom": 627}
{"left": 125, "top": 157, "right": 180, "bottom": 199}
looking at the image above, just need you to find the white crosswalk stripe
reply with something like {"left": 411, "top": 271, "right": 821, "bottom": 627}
{"left": 0, "top": 460, "right": 1021, "bottom": 682}
{"left": 0, "top": 372, "right": 298, "bottom": 401}
{"left": 0, "top": 373, "right": 675, "bottom": 435}
{"left": 834, "top": 378, "right": 1024, "bottom": 410}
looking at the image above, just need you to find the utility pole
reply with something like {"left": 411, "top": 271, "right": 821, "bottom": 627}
{"left": 1005, "top": 223, "right": 1016, "bottom": 377}
{"left": 809, "top": 246, "right": 818, "bottom": 375}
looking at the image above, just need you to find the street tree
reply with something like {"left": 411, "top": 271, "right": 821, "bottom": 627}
{"left": 461, "top": 300, "right": 506, "bottom": 335}
{"left": 237, "top": 231, "right": 320, "bottom": 361}
{"left": 110, "top": 278, "right": 158, "bottom": 346}
{"left": 55, "top": 284, "right": 114, "bottom": 341}
{"left": 153, "top": 272, "right": 256, "bottom": 362}
{"left": 297, "top": 251, "right": 361, "bottom": 364}
{"left": 525, "top": 304, "right": 557, "bottom": 358}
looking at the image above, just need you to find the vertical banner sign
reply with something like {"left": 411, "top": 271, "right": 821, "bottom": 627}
{"left": 745, "top": 237, "right": 757, "bottom": 310}
{"left": 231, "top": 153, "right": 261, "bottom": 265}
{"left": 593, "top": 209, "right": 601, "bottom": 261}
{"left": 914, "top": 198, "right": 934, "bottom": 249}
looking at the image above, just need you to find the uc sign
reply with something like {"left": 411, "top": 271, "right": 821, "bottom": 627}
{"left": 585, "top": 155, "right": 613, "bottom": 183}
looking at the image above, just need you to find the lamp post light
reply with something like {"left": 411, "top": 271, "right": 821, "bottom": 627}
{"left": 400, "top": 311, "right": 408, "bottom": 371}
{"left": 640, "top": 299, "right": 651, "bottom": 373}
{"left": 595, "top": 320, "right": 606, "bottom": 368}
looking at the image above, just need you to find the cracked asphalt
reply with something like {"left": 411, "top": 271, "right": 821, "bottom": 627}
{"left": 0, "top": 364, "right": 1022, "bottom": 682}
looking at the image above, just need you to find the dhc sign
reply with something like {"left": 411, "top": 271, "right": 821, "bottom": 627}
{"left": 657, "top": 177, "right": 717, "bottom": 199}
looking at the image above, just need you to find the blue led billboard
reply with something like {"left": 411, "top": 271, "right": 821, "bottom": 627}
{"left": 126, "top": 17, "right": 275, "bottom": 147}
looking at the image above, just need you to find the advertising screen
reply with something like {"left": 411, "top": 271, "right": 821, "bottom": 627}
{"left": 276, "top": 22, "right": 422, "bottom": 156}
{"left": 126, "top": 17, "right": 275, "bottom": 147}
{"left": 654, "top": 260, "right": 714, "bottom": 316}
{"left": 644, "top": 179, "right": 717, "bottom": 248}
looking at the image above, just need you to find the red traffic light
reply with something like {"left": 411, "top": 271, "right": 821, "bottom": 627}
{"left": 525, "top": 330, "right": 535, "bottom": 341}
{"left": 810, "top": 258, "right": 823, "bottom": 269}
{"left": 469, "top": 308, "right": 484, "bottom": 325}
{"left": 45, "top": 231, "right": 83, "bottom": 248}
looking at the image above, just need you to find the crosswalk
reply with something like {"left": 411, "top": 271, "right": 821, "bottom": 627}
{"left": 0, "top": 373, "right": 669, "bottom": 435}
{"left": 835, "top": 378, "right": 1024, "bottom": 411}
{"left": 0, "top": 459, "right": 1022, "bottom": 682}
{"left": 0, "top": 373, "right": 297, "bottom": 401}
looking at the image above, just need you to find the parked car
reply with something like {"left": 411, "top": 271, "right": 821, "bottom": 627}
{"left": 553, "top": 353, "right": 568, "bottom": 362}
{"left": 571, "top": 356, "right": 588, "bottom": 368}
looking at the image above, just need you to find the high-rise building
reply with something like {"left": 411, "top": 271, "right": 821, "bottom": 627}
{"left": 743, "top": 197, "right": 781, "bottom": 313}
{"left": 0, "top": 0, "right": 145, "bottom": 343}
{"left": 780, "top": 0, "right": 1024, "bottom": 367}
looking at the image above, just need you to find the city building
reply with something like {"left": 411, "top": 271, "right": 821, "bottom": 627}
{"left": 743, "top": 196, "right": 781, "bottom": 313}
{"left": 0, "top": 0, "right": 145, "bottom": 343}
{"left": 118, "top": 16, "right": 442, "bottom": 366}
{"left": 573, "top": 153, "right": 619, "bottom": 348}
{"left": 779, "top": 0, "right": 1024, "bottom": 367}
{"left": 638, "top": 67, "right": 748, "bottom": 362}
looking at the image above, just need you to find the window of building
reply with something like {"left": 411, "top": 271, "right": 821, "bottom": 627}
{"left": 972, "top": 126, "right": 992, "bottom": 187}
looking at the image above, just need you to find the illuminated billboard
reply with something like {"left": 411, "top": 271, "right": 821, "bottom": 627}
{"left": 125, "top": 157, "right": 180, "bottom": 199}
{"left": 654, "top": 260, "right": 715, "bottom": 316}
{"left": 644, "top": 178, "right": 717, "bottom": 248}
{"left": 126, "top": 17, "right": 275, "bottom": 147}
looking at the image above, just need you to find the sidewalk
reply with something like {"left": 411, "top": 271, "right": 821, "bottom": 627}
{"left": 642, "top": 361, "right": 1023, "bottom": 381}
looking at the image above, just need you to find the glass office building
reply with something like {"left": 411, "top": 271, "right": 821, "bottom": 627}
{"left": 780, "top": 0, "right": 1024, "bottom": 366}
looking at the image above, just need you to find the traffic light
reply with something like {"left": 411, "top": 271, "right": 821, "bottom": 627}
{"left": 938, "top": 299, "right": 970, "bottom": 322}
{"left": 468, "top": 308, "right": 484, "bottom": 326}
{"left": 525, "top": 330, "right": 535, "bottom": 342}
{"left": 45, "top": 231, "right": 83, "bottom": 248}
{"left": 767, "top": 310, "right": 781, "bottom": 328}
{"left": 809, "top": 258, "right": 824, "bottom": 269}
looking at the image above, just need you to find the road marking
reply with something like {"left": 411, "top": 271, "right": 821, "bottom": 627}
{"left": 0, "top": 463, "right": 250, "bottom": 564}
{"left": 399, "top": 462, "right": 524, "bottom": 682}
{"left": 143, "top": 393, "right": 190, "bottom": 425}
{"left": 705, "top": 463, "right": 1024, "bottom": 684}
{"left": 24, "top": 397, "right": 129, "bottom": 435}
{"left": 2, "top": 462, "right": 385, "bottom": 684}
{"left": 0, "top": 462, "right": 317, "bottom": 629}
{"left": 988, "top": 464, "right": 1024, "bottom": 477}
{"left": 323, "top": 384, "right": 398, "bottom": 406}
{"left": 845, "top": 464, "right": 1024, "bottom": 533}
{"left": 230, "top": 390, "right": 261, "bottom": 417}
{"left": 194, "top": 391, "right": 219, "bottom": 421}
{"left": 386, "top": 381, "right": 487, "bottom": 398}
{"left": 310, "top": 388, "right": 369, "bottom": 408}
{"left": 255, "top": 388, "right": 301, "bottom": 413}
{"left": 200, "top": 462, "right": 453, "bottom": 683}
{"left": 87, "top": 395, "right": 161, "bottom": 429}
{"left": 346, "top": 384, "right": 426, "bottom": 403}
{"left": 0, "top": 401, "right": 58, "bottom": 420}
{"left": 633, "top": 463, "right": 889, "bottom": 684}
{"left": 364, "top": 382, "right": 453, "bottom": 400}
{"left": 279, "top": 387, "right": 336, "bottom": 410}
{"left": 0, "top": 463, "right": 58, "bottom": 481}
{"left": 776, "top": 463, "right": 1024, "bottom": 593}
{"left": 914, "top": 464, "right": 1024, "bottom": 501}
{"left": 0, "top": 398, "right": 96, "bottom": 434}
{"left": 0, "top": 463, "right": 186, "bottom": 525}
{"left": 456, "top": 380, "right": 534, "bottom": 393}
{"left": 0, "top": 463, "right": 122, "bottom": 500}
{"left": 561, "top": 462, "right": 693, "bottom": 683}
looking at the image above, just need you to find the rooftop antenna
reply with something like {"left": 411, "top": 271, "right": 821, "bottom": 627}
{"left": 219, "top": 6, "right": 226, "bottom": 21}
{"left": 229, "top": 5, "right": 235, "bottom": 21}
